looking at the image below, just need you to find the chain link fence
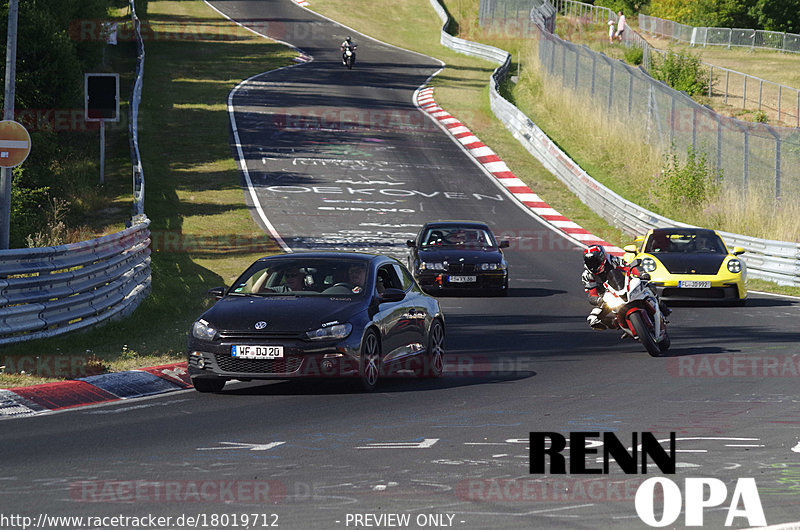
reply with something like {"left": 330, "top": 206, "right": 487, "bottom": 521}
{"left": 639, "top": 14, "right": 800, "bottom": 54}
{"left": 536, "top": 27, "right": 800, "bottom": 201}
{"left": 478, "top": 0, "right": 800, "bottom": 201}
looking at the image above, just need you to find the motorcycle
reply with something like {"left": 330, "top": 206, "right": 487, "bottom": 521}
{"left": 600, "top": 268, "right": 670, "bottom": 357}
{"left": 343, "top": 44, "right": 357, "bottom": 69}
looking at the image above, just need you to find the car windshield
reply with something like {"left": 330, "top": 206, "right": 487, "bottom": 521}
{"left": 421, "top": 227, "right": 495, "bottom": 248}
{"left": 644, "top": 232, "right": 726, "bottom": 254}
{"left": 229, "top": 258, "right": 369, "bottom": 297}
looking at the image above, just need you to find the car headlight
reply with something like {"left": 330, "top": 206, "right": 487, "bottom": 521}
{"left": 305, "top": 323, "right": 353, "bottom": 341}
{"left": 192, "top": 319, "right": 217, "bottom": 341}
{"left": 420, "top": 262, "right": 446, "bottom": 271}
{"left": 479, "top": 262, "right": 506, "bottom": 271}
{"left": 727, "top": 259, "right": 742, "bottom": 273}
{"left": 641, "top": 257, "right": 657, "bottom": 272}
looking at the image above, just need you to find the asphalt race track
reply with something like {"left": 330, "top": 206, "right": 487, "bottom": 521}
{"left": 3, "top": 1, "right": 800, "bottom": 528}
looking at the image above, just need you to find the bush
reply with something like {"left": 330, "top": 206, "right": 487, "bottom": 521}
{"left": 656, "top": 145, "right": 721, "bottom": 210}
{"left": 624, "top": 46, "right": 644, "bottom": 65}
{"left": 650, "top": 50, "right": 709, "bottom": 96}
{"left": 9, "top": 169, "right": 50, "bottom": 248}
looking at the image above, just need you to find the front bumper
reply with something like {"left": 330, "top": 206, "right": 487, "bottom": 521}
{"left": 415, "top": 270, "right": 508, "bottom": 292}
{"left": 650, "top": 280, "right": 745, "bottom": 301}
{"left": 187, "top": 335, "right": 361, "bottom": 381}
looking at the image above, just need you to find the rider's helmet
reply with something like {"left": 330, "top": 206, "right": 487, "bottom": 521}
{"left": 345, "top": 36, "right": 352, "bottom": 43}
{"left": 584, "top": 245, "right": 612, "bottom": 275}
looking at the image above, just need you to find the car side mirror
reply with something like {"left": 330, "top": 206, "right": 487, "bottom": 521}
{"left": 207, "top": 286, "right": 225, "bottom": 300}
{"left": 380, "top": 288, "right": 406, "bottom": 303}
{"left": 733, "top": 247, "right": 745, "bottom": 256}
{"left": 499, "top": 240, "right": 510, "bottom": 249}
{"left": 406, "top": 239, "right": 416, "bottom": 248}
{"left": 623, "top": 244, "right": 637, "bottom": 253}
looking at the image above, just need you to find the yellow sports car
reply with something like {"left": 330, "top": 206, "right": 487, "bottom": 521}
{"left": 623, "top": 227, "right": 747, "bottom": 304}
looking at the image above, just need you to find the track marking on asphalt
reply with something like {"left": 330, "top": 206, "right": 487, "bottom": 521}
{"left": 197, "top": 441, "right": 286, "bottom": 451}
{"left": 357, "top": 438, "right": 439, "bottom": 449}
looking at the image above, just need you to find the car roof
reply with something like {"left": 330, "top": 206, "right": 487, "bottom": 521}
{"left": 650, "top": 227, "right": 719, "bottom": 237}
{"left": 421, "top": 221, "right": 491, "bottom": 230}
{"left": 255, "top": 251, "right": 386, "bottom": 264}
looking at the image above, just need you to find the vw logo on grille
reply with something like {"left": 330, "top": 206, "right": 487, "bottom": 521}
{"left": 254, "top": 321, "right": 267, "bottom": 330}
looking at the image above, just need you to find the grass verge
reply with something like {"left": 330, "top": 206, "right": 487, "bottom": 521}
{"left": 0, "top": 1, "right": 293, "bottom": 388}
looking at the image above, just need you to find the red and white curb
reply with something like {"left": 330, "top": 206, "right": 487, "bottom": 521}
{"left": 416, "top": 87, "right": 624, "bottom": 256}
{"left": 292, "top": 0, "right": 310, "bottom": 6}
{"left": 0, "top": 363, "right": 192, "bottom": 419}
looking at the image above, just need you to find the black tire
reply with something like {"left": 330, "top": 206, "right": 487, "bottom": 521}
{"left": 628, "top": 311, "right": 662, "bottom": 357}
{"left": 346, "top": 56, "right": 353, "bottom": 69}
{"left": 418, "top": 320, "right": 445, "bottom": 378}
{"left": 358, "top": 330, "right": 381, "bottom": 391}
{"left": 192, "top": 378, "right": 225, "bottom": 393}
{"left": 658, "top": 332, "right": 671, "bottom": 352}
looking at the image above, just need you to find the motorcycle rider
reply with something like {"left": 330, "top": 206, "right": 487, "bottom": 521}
{"left": 340, "top": 36, "right": 357, "bottom": 66}
{"left": 582, "top": 245, "right": 670, "bottom": 330}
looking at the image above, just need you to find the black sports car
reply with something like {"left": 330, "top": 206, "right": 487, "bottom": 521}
{"left": 187, "top": 252, "right": 445, "bottom": 392}
{"left": 407, "top": 221, "right": 510, "bottom": 295}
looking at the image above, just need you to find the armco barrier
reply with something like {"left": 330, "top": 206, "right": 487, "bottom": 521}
{"left": 428, "top": 0, "right": 800, "bottom": 286}
{"left": 0, "top": 219, "right": 152, "bottom": 345}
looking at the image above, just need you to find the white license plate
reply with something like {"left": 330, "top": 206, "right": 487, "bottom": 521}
{"left": 232, "top": 345, "right": 284, "bottom": 359}
{"left": 448, "top": 275, "right": 477, "bottom": 283}
{"left": 679, "top": 281, "right": 711, "bottom": 288}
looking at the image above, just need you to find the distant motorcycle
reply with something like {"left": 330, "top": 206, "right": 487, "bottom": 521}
{"left": 600, "top": 268, "right": 670, "bottom": 357}
{"left": 342, "top": 43, "right": 357, "bottom": 69}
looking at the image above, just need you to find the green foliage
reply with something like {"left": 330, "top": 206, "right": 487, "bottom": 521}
{"left": 9, "top": 169, "right": 50, "bottom": 248}
{"left": 650, "top": 50, "right": 709, "bottom": 96}
{"left": 751, "top": 0, "right": 800, "bottom": 33}
{"left": 624, "top": 46, "right": 644, "bottom": 65}
{"left": 752, "top": 110, "right": 768, "bottom": 123}
{"left": 657, "top": 145, "right": 721, "bottom": 209}
{"left": 0, "top": 0, "right": 110, "bottom": 110}
{"left": 594, "top": 0, "right": 651, "bottom": 15}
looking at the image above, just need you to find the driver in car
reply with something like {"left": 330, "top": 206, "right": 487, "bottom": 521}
{"left": 348, "top": 264, "right": 367, "bottom": 293}
{"left": 268, "top": 267, "right": 308, "bottom": 293}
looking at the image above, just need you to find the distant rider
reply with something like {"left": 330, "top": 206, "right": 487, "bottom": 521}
{"left": 340, "top": 36, "right": 357, "bottom": 65}
{"left": 582, "top": 245, "right": 670, "bottom": 330}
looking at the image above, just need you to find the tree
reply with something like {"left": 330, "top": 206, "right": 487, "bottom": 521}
{"left": 750, "top": 0, "right": 800, "bottom": 33}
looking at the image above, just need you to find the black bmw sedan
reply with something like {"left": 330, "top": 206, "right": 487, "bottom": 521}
{"left": 407, "top": 221, "right": 510, "bottom": 296}
{"left": 187, "top": 252, "right": 445, "bottom": 392}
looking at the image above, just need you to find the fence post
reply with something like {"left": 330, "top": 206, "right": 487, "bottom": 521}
{"left": 742, "top": 129, "right": 749, "bottom": 199}
{"left": 743, "top": 75, "right": 747, "bottom": 110}
{"left": 608, "top": 61, "right": 614, "bottom": 111}
{"left": 627, "top": 68, "right": 634, "bottom": 113}
{"left": 758, "top": 79, "right": 763, "bottom": 111}
{"left": 591, "top": 52, "right": 596, "bottom": 96}
{"left": 724, "top": 70, "right": 729, "bottom": 105}
{"left": 774, "top": 132, "right": 781, "bottom": 201}
{"left": 575, "top": 47, "right": 579, "bottom": 89}
{"left": 778, "top": 85, "right": 781, "bottom": 122}
{"left": 692, "top": 107, "right": 697, "bottom": 150}
{"left": 716, "top": 114, "right": 722, "bottom": 176}
{"left": 708, "top": 66, "right": 713, "bottom": 97}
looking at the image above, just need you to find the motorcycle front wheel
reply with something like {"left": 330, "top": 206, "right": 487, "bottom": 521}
{"left": 629, "top": 311, "right": 664, "bottom": 357}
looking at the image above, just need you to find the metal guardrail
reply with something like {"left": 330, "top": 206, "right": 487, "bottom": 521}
{"left": 428, "top": 0, "right": 800, "bottom": 287}
{"left": 0, "top": 222, "right": 152, "bottom": 345}
{"left": 130, "top": 0, "right": 146, "bottom": 216}
{"left": 0, "top": 0, "right": 152, "bottom": 345}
